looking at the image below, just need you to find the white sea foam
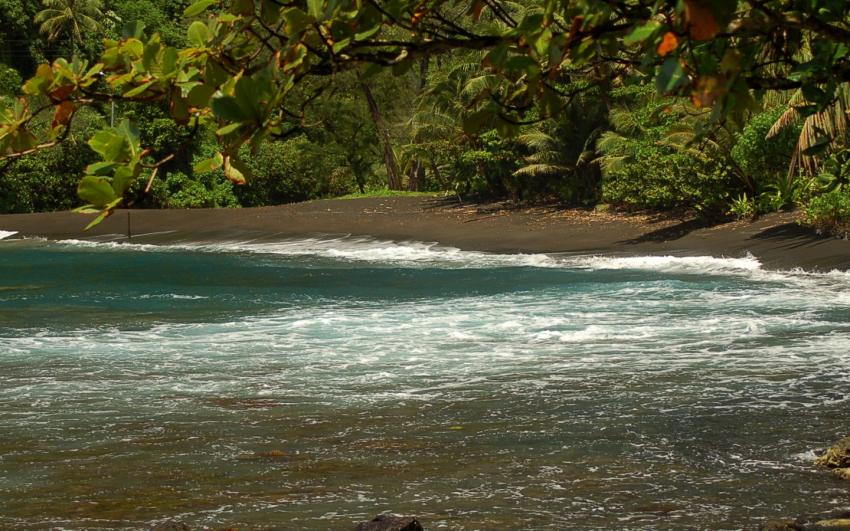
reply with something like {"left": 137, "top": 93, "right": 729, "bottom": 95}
{"left": 44, "top": 235, "right": 850, "bottom": 285}
{"left": 0, "top": 230, "right": 18, "bottom": 240}
{"left": 3, "top": 232, "right": 850, "bottom": 527}
{"left": 565, "top": 254, "right": 763, "bottom": 275}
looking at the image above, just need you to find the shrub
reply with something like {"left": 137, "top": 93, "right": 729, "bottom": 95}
{"left": 452, "top": 130, "right": 523, "bottom": 198}
{"left": 0, "top": 64, "right": 21, "bottom": 95}
{"left": 803, "top": 187, "right": 850, "bottom": 237}
{"left": 0, "top": 107, "right": 104, "bottom": 213}
{"left": 236, "top": 135, "right": 352, "bottom": 206}
{"left": 161, "top": 170, "right": 239, "bottom": 209}
{"left": 729, "top": 193, "right": 756, "bottom": 219}
{"left": 598, "top": 88, "right": 737, "bottom": 216}
{"left": 732, "top": 107, "right": 799, "bottom": 184}
{"left": 599, "top": 135, "right": 735, "bottom": 214}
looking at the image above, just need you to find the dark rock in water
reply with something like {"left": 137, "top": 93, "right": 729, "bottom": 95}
{"left": 832, "top": 468, "right": 850, "bottom": 481}
{"left": 759, "top": 518, "right": 803, "bottom": 530}
{"left": 151, "top": 522, "right": 190, "bottom": 531}
{"left": 815, "top": 437, "right": 850, "bottom": 469}
{"left": 353, "top": 514, "right": 424, "bottom": 531}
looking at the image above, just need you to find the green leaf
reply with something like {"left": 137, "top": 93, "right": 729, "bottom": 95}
{"left": 306, "top": 0, "right": 323, "bottom": 19}
{"left": 115, "top": 120, "right": 141, "bottom": 159}
{"left": 122, "top": 20, "right": 146, "bottom": 39}
{"left": 88, "top": 129, "right": 129, "bottom": 162}
{"left": 185, "top": 0, "right": 218, "bottom": 17}
{"left": 231, "top": 0, "right": 254, "bottom": 15}
{"left": 188, "top": 21, "right": 211, "bottom": 47}
{"left": 216, "top": 122, "right": 243, "bottom": 136}
{"left": 23, "top": 64, "right": 53, "bottom": 96}
{"left": 656, "top": 57, "right": 686, "bottom": 93}
{"left": 160, "top": 48, "right": 179, "bottom": 75}
{"left": 204, "top": 60, "right": 229, "bottom": 88}
{"left": 78, "top": 176, "right": 118, "bottom": 207}
{"left": 211, "top": 95, "right": 248, "bottom": 121}
{"left": 624, "top": 21, "right": 661, "bottom": 45}
{"left": 354, "top": 24, "right": 381, "bottom": 41}
{"left": 223, "top": 154, "right": 250, "bottom": 184}
{"left": 123, "top": 80, "right": 155, "bottom": 98}
{"left": 332, "top": 38, "right": 351, "bottom": 54}
{"left": 193, "top": 152, "right": 224, "bottom": 173}
{"left": 505, "top": 55, "right": 539, "bottom": 73}
{"left": 84, "top": 161, "right": 118, "bottom": 175}
{"left": 260, "top": 0, "right": 281, "bottom": 24}
{"left": 187, "top": 83, "right": 216, "bottom": 107}
{"left": 234, "top": 75, "right": 268, "bottom": 120}
{"left": 83, "top": 197, "right": 123, "bottom": 230}
{"left": 111, "top": 165, "right": 138, "bottom": 195}
{"left": 84, "top": 210, "right": 111, "bottom": 231}
{"left": 282, "top": 8, "right": 313, "bottom": 34}
{"left": 170, "top": 91, "right": 191, "bottom": 125}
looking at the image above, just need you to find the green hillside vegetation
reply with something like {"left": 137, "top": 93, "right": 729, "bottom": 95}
{"left": 1, "top": 0, "right": 849, "bottom": 235}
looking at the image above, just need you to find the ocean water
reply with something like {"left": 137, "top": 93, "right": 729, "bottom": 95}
{"left": 1, "top": 232, "right": 849, "bottom": 529}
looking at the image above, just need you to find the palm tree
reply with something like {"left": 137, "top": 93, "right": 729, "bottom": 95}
{"left": 35, "top": 0, "right": 105, "bottom": 55}
{"left": 513, "top": 128, "right": 599, "bottom": 203}
{"left": 766, "top": 84, "right": 850, "bottom": 180}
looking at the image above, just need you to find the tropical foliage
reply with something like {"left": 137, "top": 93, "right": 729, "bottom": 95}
{"left": 0, "top": 0, "right": 850, "bottom": 234}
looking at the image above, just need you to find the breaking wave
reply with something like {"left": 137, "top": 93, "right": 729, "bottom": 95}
{"left": 44, "top": 235, "right": 850, "bottom": 283}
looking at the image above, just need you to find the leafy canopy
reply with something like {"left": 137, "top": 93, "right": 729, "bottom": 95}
{"left": 2, "top": 0, "right": 850, "bottom": 223}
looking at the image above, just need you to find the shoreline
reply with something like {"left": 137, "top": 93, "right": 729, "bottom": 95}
{"left": 1, "top": 196, "right": 849, "bottom": 270}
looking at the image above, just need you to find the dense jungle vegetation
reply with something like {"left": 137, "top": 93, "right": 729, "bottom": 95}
{"left": 2, "top": 0, "right": 850, "bottom": 235}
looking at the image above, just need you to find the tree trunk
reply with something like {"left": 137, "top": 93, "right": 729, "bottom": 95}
{"left": 407, "top": 159, "right": 426, "bottom": 191}
{"left": 406, "top": 58, "right": 430, "bottom": 192}
{"left": 359, "top": 77, "right": 402, "bottom": 190}
{"left": 349, "top": 155, "right": 367, "bottom": 193}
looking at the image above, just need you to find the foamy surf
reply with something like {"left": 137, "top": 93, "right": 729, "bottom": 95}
{"left": 3, "top": 235, "right": 850, "bottom": 528}
{"left": 43, "top": 235, "right": 850, "bottom": 284}
{"left": 53, "top": 236, "right": 561, "bottom": 268}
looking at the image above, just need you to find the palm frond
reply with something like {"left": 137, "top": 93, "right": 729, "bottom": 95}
{"left": 513, "top": 163, "right": 572, "bottom": 178}
{"left": 515, "top": 131, "right": 555, "bottom": 151}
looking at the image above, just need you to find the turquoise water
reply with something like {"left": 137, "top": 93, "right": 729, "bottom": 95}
{"left": 1, "top": 234, "right": 850, "bottom": 529}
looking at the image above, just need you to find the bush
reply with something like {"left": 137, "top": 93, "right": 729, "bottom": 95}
{"left": 236, "top": 135, "right": 353, "bottom": 206}
{"left": 161, "top": 170, "right": 239, "bottom": 209}
{"left": 452, "top": 130, "right": 523, "bottom": 198}
{"left": 728, "top": 193, "right": 756, "bottom": 219}
{"left": 600, "top": 136, "right": 735, "bottom": 214}
{"left": 803, "top": 187, "right": 850, "bottom": 237}
{"left": 598, "top": 88, "right": 737, "bottom": 216}
{"left": 0, "top": 107, "right": 104, "bottom": 213}
{"left": 732, "top": 107, "right": 799, "bottom": 184}
{"left": 0, "top": 64, "right": 21, "bottom": 95}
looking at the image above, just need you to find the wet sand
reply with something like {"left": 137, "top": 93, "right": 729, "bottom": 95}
{"left": 1, "top": 196, "right": 848, "bottom": 270}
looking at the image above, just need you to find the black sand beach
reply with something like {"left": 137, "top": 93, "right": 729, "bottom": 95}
{"left": 2, "top": 196, "right": 849, "bottom": 270}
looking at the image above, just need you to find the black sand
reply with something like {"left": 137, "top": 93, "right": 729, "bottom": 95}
{"left": 1, "top": 196, "right": 848, "bottom": 270}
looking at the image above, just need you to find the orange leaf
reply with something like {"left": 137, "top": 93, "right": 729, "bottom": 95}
{"left": 471, "top": 0, "right": 484, "bottom": 21}
{"left": 48, "top": 84, "right": 75, "bottom": 102}
{"left": 657, "top": 32, "right": 679, "bottom": 56}
{"left": 691, "top": 76, "right": 725, "bottom": 108}
{"left": 566, "top": 16, "right": 584, "bottom": 45}
{"left": 684, "top": 0, "right": 720, "bottom": 41}
{"left": 411, "top": 8, "right": 428, "bottom": 26}
{"left": 52, "top": 101, "right": 76, "bottom": 128}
